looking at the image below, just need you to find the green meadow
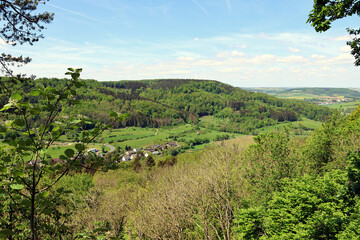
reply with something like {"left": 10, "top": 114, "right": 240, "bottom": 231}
{"left": 96, "top": 124, "right": 242, "bottom": 150}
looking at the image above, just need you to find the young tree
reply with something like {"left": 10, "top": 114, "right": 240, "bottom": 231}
{"left": 0, "top": 2, "right": 127, "bottom": 239}
{"left": 307, "top": 0, "right": 360, "bottom": 66}
{"left": 0, "top": 68, "right": 124, "bottom": 239}
{"left": 144, "top": 155, "right": 155, "bottom": 169}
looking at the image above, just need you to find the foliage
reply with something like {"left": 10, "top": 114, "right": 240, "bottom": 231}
{"left": 144, "top": 155, "right": 155, "bottom": 169}
{"left": 303, "top": 113, "right": 341, "bottom": 173}
{"left": 0, "top": 0, "right": 54, "bottom": 76}
{"left": 0, "top": 69, "right": 124, "bottom": 239}
{"left": 232, "top": 152, "right": 360, "bottom": 240}
{"left": 16, "top": 78, "right": 334, "bottom": 134}
{"left": 307, "top": 0, "right": 360, "bottom": 66}
{"left": 303, "top": 108, "right": 360, "bottom": 173}
{"left": 241, "top": 130, "right": 303, "bottom": 201}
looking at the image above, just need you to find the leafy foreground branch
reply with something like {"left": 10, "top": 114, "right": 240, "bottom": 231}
{"left": 0, "top": 68, "right": 126, "bottom": 239}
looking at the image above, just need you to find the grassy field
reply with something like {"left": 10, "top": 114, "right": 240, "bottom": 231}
{"left": 0, "top": 117, "right": 323, "bottom": 160}
{"left": 0, "top": 124, "right": 243, "bottom": 160}
{"left": 46, "top": 143, "right": 111, "bottom": 159}
{"left": 256, "top": 118, "right": 322, "bottom": 135}
{"left": 96, "top": 124, "right": 242, "bottom": 150}
{"left": 326, "top": 101, "right": 360, "bottom": 115}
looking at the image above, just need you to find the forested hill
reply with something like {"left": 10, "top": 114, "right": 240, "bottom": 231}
{"left": 5, "top": 78, "right": 334, "bottom": 134}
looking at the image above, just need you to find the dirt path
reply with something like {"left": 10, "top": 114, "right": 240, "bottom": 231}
{"left": 104, "top": 144, "right": 116, "bottom": 154}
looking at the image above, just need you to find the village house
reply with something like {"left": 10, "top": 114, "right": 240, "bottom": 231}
{"left": 167, "top": 141, "right": 178, "bottom": 147}
{"left": 126, "top": 150, "right": 135, "bottom": 155}
{"left": 152, "top": 144, "right": 163, "bottom": 150}
{"left": 147, "top": 147, "right": 154, "bottom": 152}
{"left": 133, "top": 148, "right": 142, "bottom": 152}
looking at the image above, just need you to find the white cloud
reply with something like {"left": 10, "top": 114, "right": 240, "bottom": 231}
{"left": 217, "top": 52, "right": 229, "bottom": 58}
{"left": 277, "top": 55, "right": 306, "bottom": 63}
{"left": 332, "top": 35, "right": 351, "bottom": 41}
{"left": 335, "top": 53, "right": 353, "bottom": 61}
{"left": 177, "top": 56, "right": 195, "bottom": 61}
{"left": 5, "top": 31, "right": 360, "bottom": 87}
{"left": 288, "top": 47, "right": 300, "bottom": 53}
{"left": 258, "top": 32, "right": 268, "bottom": 38}
{"left": 311, "top": 54, "right": 326, "bottom": 59}
{"left": 339, "top": 45, "right": 351, "bottom": 52}
{"left": 231, "top": 50, "right": 244, "bottom": 57}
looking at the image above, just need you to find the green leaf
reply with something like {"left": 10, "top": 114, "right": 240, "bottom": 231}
{"left": 0, "top": 166, "right": 7, "bottom": 172}
{"left": 13, "top": 118, "right": 25, "bottom": 127}
{"left": 30, "top": 90, "right": 41, "bottom": 96}
{"left": 11, "top": 93, "right": 22, "bottom": 101}
{"left": 30, "top": 108, "right": 40, "bottom": 115}
{"left": 2, "top": 156, "right": 10, "bottom": 163}
{"left": 42, "top": 191, "right": 50, "bottom": 198}
{"left": 109, "top": 111, "right": 118, "bottom": 118}
{"left": 52, "top": 126, "right": 60, "bottom": 133}
{"left": 0, "top": 229, "right": 14, "bottom": 237}
{"left": 5, "top": 121, "right": 13, "bottom": 127}
{"left": 74, "top": 81, "right": 82, "bottom": 88}
{"left": 118, "top": 113, "right": 130, "bottom": 121}
{"left": 71, "top": 119, "right": 81, "bottom": 124}
{"left": 21, "top": 199, "right": 31, "bottom": 207}
{"left": 12, "top": 170, "right": 25, "bottom": 177}
{"left": 65, "top": 149, "right": 75, "bottom": 157}
{"left": 0, "top": 125, "right": 7, "bottom": 133}
{"left": 75, "top": 144, "right": 85, "bottom": 151}
{"left": 0, "top": 103, "right": 13, "bottom": 111}
{"left": 67, "top": 67, "right": 75, "bottom": 72}
{"left": 10, "top": 184, "right": 24, "bottom": 190}
{"left": 39, "top": 149, "right": 47, "bottom": 155}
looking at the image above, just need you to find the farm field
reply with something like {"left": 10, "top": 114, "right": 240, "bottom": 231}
{"left": 96, "top": 124, "right": 242, "bottom": 150}
{"left": 326, "top": 100, "right": 360, "bottom": 114}
{"left": 0, "top": 117, "right": 323, "bottom": 160}
{"left": 247, "top": 87, "right": 360, "bottom": 107}
{"left": 10, "top": 119, "right": 320, "bottom": 160}
{"left": 256, "top": 118, "right": 322, "bottom": 135}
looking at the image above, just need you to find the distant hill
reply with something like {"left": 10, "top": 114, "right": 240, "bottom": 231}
{"left": 2, "top": 78, "right": 334, "bottom": 134}
{"left": 281, "top": 88, "right": 360, "bottom": 98}
{"left": 246, "top": 87, "right": 360, "bottom": 99}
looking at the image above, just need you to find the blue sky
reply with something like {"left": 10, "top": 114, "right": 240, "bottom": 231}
{"left": 3, "top": 0, "right": 360, "bottom": 87}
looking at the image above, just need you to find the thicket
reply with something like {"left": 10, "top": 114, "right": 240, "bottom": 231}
{"left": 13, "top": 105, "right": 355, "bottom": 239}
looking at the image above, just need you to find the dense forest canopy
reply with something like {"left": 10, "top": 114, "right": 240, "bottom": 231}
{"left": 1, "top": 77, "right": 331, "bottom": 135}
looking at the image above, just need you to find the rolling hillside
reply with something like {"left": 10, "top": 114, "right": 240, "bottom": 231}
{"left": 1, "top": 78, "right": 334, "bottom": 134}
